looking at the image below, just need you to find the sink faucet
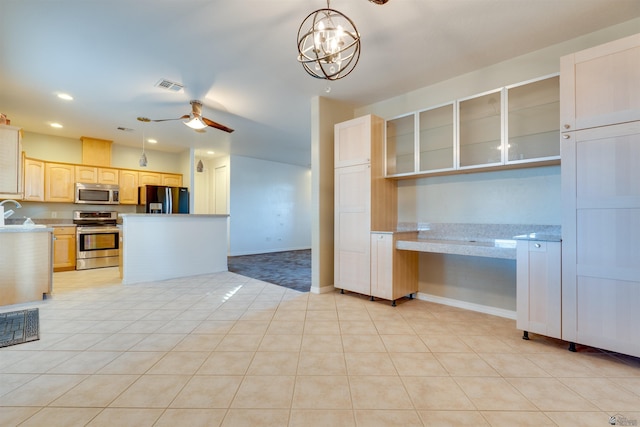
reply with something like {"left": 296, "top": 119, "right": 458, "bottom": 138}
{"left": 0, "top": 199, "right": 22, "bottom": 219}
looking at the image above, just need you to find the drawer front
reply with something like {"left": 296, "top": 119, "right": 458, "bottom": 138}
{"left": 53, "top": 226, "right": 76, "bottom": 236}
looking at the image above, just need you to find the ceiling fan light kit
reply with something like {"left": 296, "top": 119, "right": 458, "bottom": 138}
{"left": 296, "top": 0, "right": 390, "bottom": 81}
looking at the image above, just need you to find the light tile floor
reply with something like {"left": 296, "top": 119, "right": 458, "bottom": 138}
{"left": 1, "top": 267, "right": 639, "bottom": 426}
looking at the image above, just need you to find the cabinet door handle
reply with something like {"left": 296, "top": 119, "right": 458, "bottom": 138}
{"left": 563, "top": 134, "right": 570, "bottom": 139}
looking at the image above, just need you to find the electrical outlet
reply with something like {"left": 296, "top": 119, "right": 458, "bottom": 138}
{"left": 51, "top": 211, "right": 57, "bottom": 218}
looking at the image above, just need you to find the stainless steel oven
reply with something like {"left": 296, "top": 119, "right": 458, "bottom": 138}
{"left": 73, "top": 210, "right": 120, "bottom": 270}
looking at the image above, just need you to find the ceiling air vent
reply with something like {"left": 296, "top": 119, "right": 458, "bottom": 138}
{"left": 155, "top": 79, "right": 184, "bottom": 92}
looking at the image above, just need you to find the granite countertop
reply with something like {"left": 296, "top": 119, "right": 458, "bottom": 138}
{"left": 0, "top": 225, "right": 53, "bottom": 233}
{"left": 393, "top": 223, "right": 561, "bottom": 259}
{"left": 513, "top": 232, "right": 561, "bottom": 242}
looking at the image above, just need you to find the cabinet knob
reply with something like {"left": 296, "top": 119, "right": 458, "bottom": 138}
{"left": 563, "top": 134, "right": 570, "bottom": 139}
{"left": 535, "top": 243, "right": 541, "bottom": 248}
{"left": 564, "top": 124, "right": 570, "bottom": 129}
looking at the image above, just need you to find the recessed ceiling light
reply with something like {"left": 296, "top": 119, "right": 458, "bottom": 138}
{"left": 147, "top": 138, "right": 157, "bottom": 144}
{"left": 50, "top": 123, "right": 63, "bottom": 128}
{"left": 207, "top": 151, "right": 215, "bottom": 155}
{"left": 57, "top": 93, "right": 73, "bottom": 101}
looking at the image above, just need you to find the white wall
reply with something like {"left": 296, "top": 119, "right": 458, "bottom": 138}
{"left": 398, "top": 166, "right": 561, "bottom": 225}
{"left": 229, "top": 155, "right": 311, "bottom": 256}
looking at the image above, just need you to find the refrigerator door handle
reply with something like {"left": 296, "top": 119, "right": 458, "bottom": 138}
{"left": 166, "top": 187, "right": 172, "bottom": 214}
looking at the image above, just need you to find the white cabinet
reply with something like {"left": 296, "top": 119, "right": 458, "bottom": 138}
{"left": 386, "top": 105, "right": 456, "bottom": 176}
{"left": 561, "top": 34, "right": 640, "bottom": 358}
{"left": 419, "top": 103, "right": 455, "bottom": 173}
{"left": 335, "top": 115, "right": 373, "bottom": 168}
{"left": 560, "top": 33, "right": 640, "bottom": 132}
{"left": 507, "top": 75, "right": 560, "bottom": 163}
{"left": 0, "top": 125, "right": 23, "bottom": 199}
{"left": 458, "top": 89, "right": 503, "bottom": 168}
{"left": 371, "top": 232, "right": 418, "bottom": 306}
{"left": 516, "top": 240, "right": 561, "bottom": 340}
{"left": 385, "top": 74, "right": 560, "bottom": 178}
{"left": 334, "top": 115, "right": 399, "bottom": 300}
{"left": 561, "top": 121, "right": 640, "bottom": 356}
{"left": 386, "top": 113, "right": 415, "bottom": 175}
{"left": 335, "top": 163, "right": 371, "bottom": 295}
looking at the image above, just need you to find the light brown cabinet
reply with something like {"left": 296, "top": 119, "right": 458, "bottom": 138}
{"left": 139, "top": 171, "right": 162, "bottom": 186}
{"left": 75, "top": 165, "right": 119, "bottom": 184}
{"left": 119, "top": 170, "right": 139, "bottom": 205}
{"left": 45, "top": 162, "right": 75, "bottom": 202}
{"left": 162, "top": 173, "right": 182, "bottom": 187}
{"left": 53, "top": 226, "right": 76, "bottom": 272}
{"left": 81, "top": 136, "right": 112, "bottom": 167}
{"left": 22, "top": 156, "right": 182, "bottom": 205}
{"left": 23, "top": 158, "right": 45, "bottom": 201}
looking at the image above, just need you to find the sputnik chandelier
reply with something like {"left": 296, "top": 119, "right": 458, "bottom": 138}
{"left": 296, "top": 0, "right": 390, "bottom": 81}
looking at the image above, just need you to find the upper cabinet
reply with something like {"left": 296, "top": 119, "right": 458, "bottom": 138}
{"left": 507, "top": 75, "right": 560, "bottom": 162}
{"left": 75, "top": 166, "right": 119, "bottom": 184}
{"left": 0, "top": 125, "right": 23, "bottom": 199}
{"left": 385, "top": 74, "right": 560, "bottom": 178}
{"left": 335, "top": 115, "right": 373, "bottom": 168}
{"left": 45, "top": 162, "right": 75, "bottom": 202}
{"left": 162, "top": 173, "right": 183, "bottom": 187}
{"left": 419, "top": 103, "right": 455, "bottom": 173}
{"left": 138, "top": 171, "right": 162, "bottom": 186}
{"left": 560, "top": 33, "right": 640, "bottom": 132}
{"left": 81, "top": 136, "right": 112, "bottom": 167}
{"left": 386, "top": 114, "right": 415, "bottom": 175}
{"left": 119, "top": 170, "right": 139, "bottom": 205}
{"left": 458, "top": 90, "right": 503, "bottom": 169}
{"left": 23, "top": 158, "right": 45, "bottom": 201}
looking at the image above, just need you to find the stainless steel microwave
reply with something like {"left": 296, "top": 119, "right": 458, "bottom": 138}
{"left": 74, "top": 183, "right": 120, "bottom": 205}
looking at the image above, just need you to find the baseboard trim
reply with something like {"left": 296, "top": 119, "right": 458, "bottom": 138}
{"left": 416, "top": 292, "right": 516, "bottom": 320}
{"left": 311, "top": 285, "right": 335, "bottom": 295}
{"left": 228, "top": 247, "right": 311, "bottom": 257}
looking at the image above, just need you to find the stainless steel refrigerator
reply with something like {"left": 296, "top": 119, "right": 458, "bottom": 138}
{"left": 138, "top": 185, "right": 189, "bottom": 214}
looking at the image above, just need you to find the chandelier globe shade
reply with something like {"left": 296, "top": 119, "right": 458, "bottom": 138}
{"left": 296, "top": 5, "right": 361, "bottom": 81}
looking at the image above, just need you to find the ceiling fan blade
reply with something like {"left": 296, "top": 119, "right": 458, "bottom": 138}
{"left": 202, "top": 116, "right": 234, "bottom": 133}
{"left": 150, "top": 114, "right": 190, "bottom": 122}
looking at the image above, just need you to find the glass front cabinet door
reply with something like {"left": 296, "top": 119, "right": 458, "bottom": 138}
{"left": 386, "top": 113, "right": 415, "bottom": 176}
{"left": 506, "top": 75, "right": 560, "bottom": 163}
{"left": 458, "top": 89, "right": 503, "bottom": 169}
{"left": 419, "top": 103, "right": 455, "bottom": 173}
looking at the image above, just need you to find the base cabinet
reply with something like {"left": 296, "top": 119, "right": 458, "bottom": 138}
{"left": 371, "top": 232, "right": 418, "bottom": 305}
{"left": 53, "top": 226, "right": 76, "bottom": 272}
{"left": 516, "top": 240, "right": 561, "bottom": 339}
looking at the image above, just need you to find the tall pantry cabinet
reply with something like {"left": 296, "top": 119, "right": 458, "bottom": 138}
{"left": 334, "top": 115, "right": 410, "bottom": 302}
{"left": 561, "top": 33, "right": 640, "bottom": 357}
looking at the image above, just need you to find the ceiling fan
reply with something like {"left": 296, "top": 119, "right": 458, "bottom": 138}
{"left": 137, "top": 100, "right": 234, "bottom": 133}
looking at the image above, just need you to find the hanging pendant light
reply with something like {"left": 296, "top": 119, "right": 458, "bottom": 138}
{"left": 139, "top": 120, "right": 148, "bottom": 167}
{"left": 296, "top": 0, "right": 361, "bottom": 80}
{"left": 196, "top": 159, "right": 204, "bottom": 173}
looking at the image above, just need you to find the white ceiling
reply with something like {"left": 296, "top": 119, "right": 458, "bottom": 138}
{"left": 1, "top": 0, "right": 639, "bottom": 167}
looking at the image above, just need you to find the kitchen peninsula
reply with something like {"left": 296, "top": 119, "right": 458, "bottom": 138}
{"left": 118, "top": 214, "right": 229, "bottom": 284}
